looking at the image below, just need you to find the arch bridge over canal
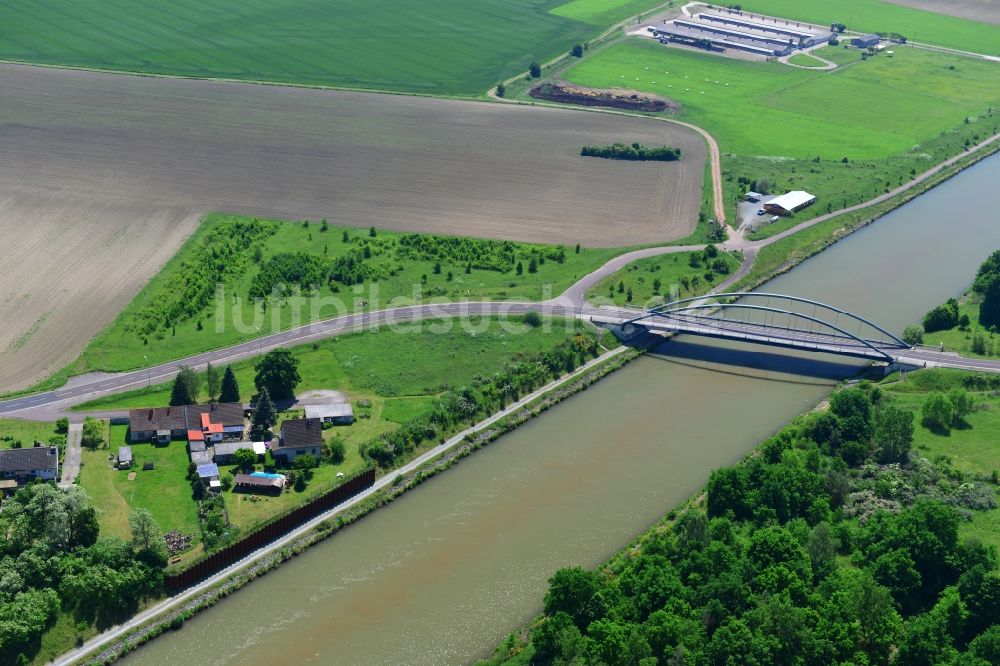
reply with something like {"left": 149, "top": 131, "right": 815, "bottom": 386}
{"left": 590, "top": 292, "right": 1000, "bottom": 373}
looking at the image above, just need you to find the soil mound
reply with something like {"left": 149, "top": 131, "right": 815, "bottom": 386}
{"left": 529, "top": 83, "right": 679, "bottom": 113}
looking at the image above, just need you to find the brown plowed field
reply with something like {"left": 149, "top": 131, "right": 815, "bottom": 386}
{"left": 884, "top": 0, "right": 1000, "bottom": 25}
{"left": 0, "top": 64, "right": 705, "bottom": 393}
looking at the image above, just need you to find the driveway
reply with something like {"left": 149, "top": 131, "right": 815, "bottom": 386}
{"left": 59, "top": 421, "right": 82, "bottom": 487}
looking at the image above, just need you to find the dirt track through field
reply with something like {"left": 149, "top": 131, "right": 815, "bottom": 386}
{"left": 884, "top": 0, "right": 1000, "bottom": 25}
{"left": 0, "top": 64, "right": 705, "bottom": 393}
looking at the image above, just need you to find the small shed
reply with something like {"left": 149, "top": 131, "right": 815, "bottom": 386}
{"left": 744, "top": 191, "right": 763, "bottom": 203}
{"left": 117, "top": 446, "right": 133, "bottom": 470}
{"left": 304, "top": 403, "right": 355, "bottom": 425}
{"left": 852, "top": 33, "right": 880, "bottom": 48}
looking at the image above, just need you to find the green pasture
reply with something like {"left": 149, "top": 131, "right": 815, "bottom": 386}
{"left": 739, "top": 0, "right": 1000, "bottom": 56}
{"left": 565, "top": 40, "right": 1000, "bottom": 159}
{"left": 71, "top": 214, "right": 625, "bottom": 375}
{"left": 0, "top": 0, "right": 660, "bottom": 95}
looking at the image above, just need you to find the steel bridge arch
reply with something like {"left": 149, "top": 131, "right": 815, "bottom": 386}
{"left": 626, "top": 292, "right": 910, "bottom": 349}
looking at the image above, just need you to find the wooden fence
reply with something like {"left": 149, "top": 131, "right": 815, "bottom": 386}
{"left": 165, "top": 467, "right": 376, "bottom": 590}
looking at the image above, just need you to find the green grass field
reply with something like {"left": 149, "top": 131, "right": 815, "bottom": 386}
{"left": 566, "top": 41, "right": 1000, "bottom": 159}
{"left": 75, "top": 316, "right": 590, "bottom": 412}
{"left": 787, "top": 53, "right": 828, "bottom": 68}
{"left": 0, "top": 418, "right": 62, "bottom": 449}
{"left": 564, "top": 40, "right": 1000, "bottom": 227}
{"left": 884, "top": 372, "right": 1000, "bottom": 547}
{"left": 921, "top": 298, "right": 1000, "bottom": 359}
{"left": 586, "top": 249, "right": 740, "bottom": 307}
{"left": 0, "top": 0, "right": 662, "bottom": 96}
{"left": 739, "top": 0, "right": 1000, "bottom": 55}
{"left": 551, "top": 0, "right": 667, "bottom": 25}
{"left": 69, "top": 215, "right": 627, "bottom": 376}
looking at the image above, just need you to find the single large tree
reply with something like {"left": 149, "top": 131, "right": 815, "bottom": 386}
{"left": 874, "top": 405, "right": 914, "bottom": 464}
{"left": 128, "top": 508, "right": 167, "bottom": 564}
{"left": 169, "top": 366, "right": 199, "bottom": 406}
{"left": 205, "top": 362, "right": 220, "bottom": 402}
{"left": 254, "top": 348, "right": 301, "bottom": 401}
{"left": 922, "top": 392, "right": 953, "bottom": 429}
{"left": 219, "top": 365, "right": 241, "bottom": 403}
{"left": 251, "top": 388, "right": 277, "bottom": 438}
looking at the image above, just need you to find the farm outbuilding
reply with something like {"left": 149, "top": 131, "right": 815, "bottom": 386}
{"left": 117, "top": 446, "right": 133, "bottom": 469}
{"left": 763, "top": 191, "right": 816, "bottom": 216}
{"left": 304, "top": 403, "right": 355, "bottom": 425}
{"left": 852, "top": 34, "right": 881, "bottom": 48}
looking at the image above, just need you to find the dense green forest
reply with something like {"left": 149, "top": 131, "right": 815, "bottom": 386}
{"left": 485, "top": 376, "right": 1000, "bottom": 665}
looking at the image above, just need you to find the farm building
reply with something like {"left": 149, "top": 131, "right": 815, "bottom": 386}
{"left": 271, "top": 418, "right": 324, "bottom": 464}
{"left": 117, "top": 446, "right": 133, "bottom": 469}
{"left": 0, "top": 446, "right": 59, "bottom": 486}
{"left": 696, "top": 12, "right": 832, "bottom": 47}
{"left": 852, "top": 34, "right": 881, "bottom": 48}
{"left": 763, "top": 191, "right": 816, "bottom": 216}
{"left": 129, "top": 402, "right": 244, "bottom": 443}
{"left": 745, "top": 191, "right": 764, "bottom": 202}
{"left": 304, "top": 403, "right": 355, "bottom": 425}
{"left": 234, "top": 472, "right": 285, "bottom": 495}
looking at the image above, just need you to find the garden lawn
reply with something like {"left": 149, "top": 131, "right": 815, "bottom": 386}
{"left": 0, "top": 418, "right": 61, "bottom": 449}
{"left": 80, "top": 423, "right": 202, "bottom": 545}
{"left": 739, "top": 0, "right": 1000, "bottom": 55}
{"left": 586, "top": 249, "right": 740, "bottom": 308}
{"left": 0, "top": 0, "right": 673, "bottom": 97}
{"left": 71, "top": 215, "right": 627, "bottom": 374}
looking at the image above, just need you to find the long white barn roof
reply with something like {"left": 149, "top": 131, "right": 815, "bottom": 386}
{"left": 768, "top": 190, "right": 815, "bottom": 211}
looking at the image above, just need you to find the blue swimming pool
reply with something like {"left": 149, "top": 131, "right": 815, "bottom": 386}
{"left": 249, "top": 472, "right": 283, "bottom": 479}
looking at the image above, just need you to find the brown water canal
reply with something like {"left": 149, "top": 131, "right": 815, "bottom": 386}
{"left": 123, "top": 154, "right": 1000, "bottom": 665}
